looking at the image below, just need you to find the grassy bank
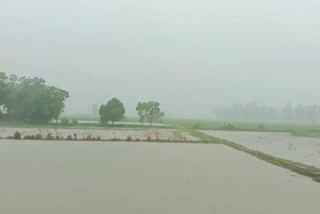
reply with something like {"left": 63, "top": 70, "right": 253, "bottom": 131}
{"left": 188, "top": 129, "right": 320, "bottom": 183}
{"left": 0, "top": 121, "right": 170, "bottom": 130}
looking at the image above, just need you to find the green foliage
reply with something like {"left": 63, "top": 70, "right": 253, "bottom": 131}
{"left": 136, "top": 101, "right": 164, "bottom": 125}
{"left": 99, "top": 98, "right": 125, "bottom": 125}
{"left": 14, "top": 131, "right": 21, "bottom": 139}
{"left": 71, "top": 119, "right": 78, "bottom": 126}
{"left": 192, "top": 122, "right": 201, "bottom": 129}
{"left": 61, "top": 117, "right": 70, "bottom": 126}
{"left": 221, "top": 122, "right": 235, "bottom": 130}
{"left": 0, "top": 72, "right": 8, "bottom": 105}
{"left": 0, "top": 72, "right": 69, "bottom": 123}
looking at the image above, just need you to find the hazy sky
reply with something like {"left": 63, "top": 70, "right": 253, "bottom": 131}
{"left": 1, "top": 0, "right": 319, "bottom": 118}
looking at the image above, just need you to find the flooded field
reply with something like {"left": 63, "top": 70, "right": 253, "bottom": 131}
{"left": 0, "top": 140, "right": 319, "bottom": 214}
{"left": 0, "top": 127, "right": 197, "bottom": 141}
{"left": 203, "top": 130, "right": 320, "bottom": 168}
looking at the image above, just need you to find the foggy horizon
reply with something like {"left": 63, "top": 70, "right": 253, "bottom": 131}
{"left": 1, "top": 0, "right": 320, "bottom": 118}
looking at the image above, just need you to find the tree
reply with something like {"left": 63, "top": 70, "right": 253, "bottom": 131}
{"left": 99, "top": 98, "right": 125, "bottom": 125}
{"left": 0, "top": 72, "right": 69, "bottom": 123}
{"left": 136, "top": 101, "right": 164, "bottom": 125}
{"left": 0, "top": 72, "right": 8, "bottom": 106}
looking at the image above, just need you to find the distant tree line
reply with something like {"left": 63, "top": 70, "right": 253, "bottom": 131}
{"left": 0, "top": 72, "right": 69, "bottom": 123}
{"left": 1, "top": 72, "right": 166, "bottom": 125}
{"left": 99, "top": 98, "right": 165, "bottom": 125}
{"left": 215, "top": 102, "right": 320, "bottom": 124}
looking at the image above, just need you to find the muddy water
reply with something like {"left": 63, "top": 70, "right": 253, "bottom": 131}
{"left": 203, "top": 130, "right": 320, "bottom": 168}
{"left": 0, "top": 127, "right": 197, "bottom": 141}
{"left": 0, "top": 140, "right": 319, "bottom": 214}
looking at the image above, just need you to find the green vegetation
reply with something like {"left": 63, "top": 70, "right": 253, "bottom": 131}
{"left": 0, "top": 72, "right": 69, "bottom": 123}
{"left": 60, "top": 117, "right": 70, "bottom": 126}
{"left": 215, "top": 102, "right": 320, "bottom": 124}
{"left": 71, "top": 119, "right": 78, "bottom": 126}
{"left": 136, "top": 101, "right": 164, "bottom": 125}
{"left": 187, "top": 130, "right": 320, "bottom": 183}
{"left": 165, "top": 118, "right": 320, "bottom": 133}
{"left": 291, "top": 130, "right": 320, "bottom": 138}
{"left": 99, "top": 98, "right": 125, "bottom": 125}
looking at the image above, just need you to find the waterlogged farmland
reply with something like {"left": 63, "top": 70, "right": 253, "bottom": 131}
{"left": 203, "top": 130, "right": 320, "bottom": 168}
{"left": 0, "top": 127, "right": 197, "bottom": 142}
{"left": 0, "top": 140, "right": 319, "bottom": 214}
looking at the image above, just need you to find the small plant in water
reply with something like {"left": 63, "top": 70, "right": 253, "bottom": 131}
{"left": 14, "top": 131, "right": 21, "bottom": 139}
{"left": 35, "top": 134, "right": 43, "bottom": 140}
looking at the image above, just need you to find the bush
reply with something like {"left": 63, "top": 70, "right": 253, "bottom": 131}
{"left": 71, "top": 119, "right": 78, "bottom": 126}
{"left": 14, "top": 131, "right": 21, "bottom": 139}
{"left": 221, "top": 122, "right": 235, "bottom": 130}
{"left": 61, "top": 117, "right": 70, "bottom": 126}
{"left": 192, "top": 123, "right": 201, "bottom": 129}
{"left": 35, "top": 134, "right": 43, "bottom": 140}
{"left": 126, "top": 136, "right": 133, "bottom": 141}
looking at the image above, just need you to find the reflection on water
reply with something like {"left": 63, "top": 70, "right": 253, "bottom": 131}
{"left": 203, "top": 130, "right": 320, "bottom": 168}
{"left": 0, "top": 140, "right": 319, "bottom": 214}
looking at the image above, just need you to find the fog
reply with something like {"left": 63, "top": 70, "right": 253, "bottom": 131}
{"left": 1, "top": 0, "right": 320, "bottom": 118}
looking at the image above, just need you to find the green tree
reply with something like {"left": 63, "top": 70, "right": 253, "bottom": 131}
{"left": 0, "top": 72, "right": 69, "bottom": 123}
{"left": 61, "top": 117, "right": 70, "bottom": 126}
{"left": 0, "top": 72, "right": 8, "bottom": 106}
{"left": 136, "top": 101, "right": 164, "bottom": 125}
{"left": 99, "top": 98, "right": 125, "bottom": 125}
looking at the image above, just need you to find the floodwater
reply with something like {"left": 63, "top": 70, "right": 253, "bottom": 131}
{"left": 0, "top": 140, "right": 319, "bottom": 214}
{"left": 0, "top": 127, "right": 197, "bottom": 141}
{"left": 203, "top": 130, "right": 320, "bottom": 168}
{"left": 76, "top": 120, "right": 168, "bottom": 127}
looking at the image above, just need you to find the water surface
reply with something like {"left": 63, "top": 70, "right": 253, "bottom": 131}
{"left": 0, "top": 140, "right": 319, "bottom": 214}
{"left": 203, "top": 130, "right": 320, "bottom": 167}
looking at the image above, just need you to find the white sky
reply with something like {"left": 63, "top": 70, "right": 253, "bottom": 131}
{"left": 1, "top": 0, "right": 320, "bottom": 118}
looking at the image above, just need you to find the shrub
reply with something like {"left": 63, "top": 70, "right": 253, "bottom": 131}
{"left": 14, "top": 131, "right": 21, "bottom": 139}
{"left": 221, "top": 122, "right": 235, "bottom": 130}
{"left": 35, "top": 134, "right": 43, "bottom": 140}
{"left": 46, "top": 133, "right": 53, "bottom": 140}
{"left": 24, "top": 135, "right": 31, "bottom": 140}
{"left": 61, "top": 117, "right": 70, "bottom": 126}
{"left": 71, "top": 119, "right": 78, "bottom": 126}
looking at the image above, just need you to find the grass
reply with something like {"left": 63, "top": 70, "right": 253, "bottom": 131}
{"left": 165, "top": 118, "right": 320, "bottom": 132}
{"left": 187, "top": 129, "right": 320, "bottom": 183}
{"left": 60, "top": 114, "right": 139, "bottom": 122}
{"left": 0, "top": 120, "right": 170, "bottom": 130}
{"left": 291, "top": 130, "right": 320, "bottom": 138}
